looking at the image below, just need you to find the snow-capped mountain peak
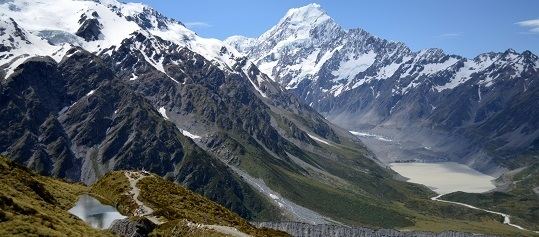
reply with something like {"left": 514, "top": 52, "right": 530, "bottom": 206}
{"left": 258, "top": 3, "right": 340, "bottom": 44}
{"left": 227, "top": 3, "right": 539, "bottom": 159}
{"left": 228, "top": 3, "right": 538, "bottom": 98}
{"left": 225, "top": 4, "right": 346, "bottom": 89}
{"left": 0, "top": 0, "right": 245, "bottom": 78}
{"left": 276, "top": 3, "right": 331, "bottom": 31}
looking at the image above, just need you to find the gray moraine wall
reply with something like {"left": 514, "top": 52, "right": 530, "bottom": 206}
{"left": 253, "top": 222, "right": 497, "bottom": 237}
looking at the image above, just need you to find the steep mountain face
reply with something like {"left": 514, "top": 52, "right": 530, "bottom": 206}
{"left": 0, "top": 0, "right": 441, "bottom": 228}
{"left": 226, "top": 3, "right": 539, "bottom": 173}
{"left": 0, "top": 50, "right": 276, "bottom": 220}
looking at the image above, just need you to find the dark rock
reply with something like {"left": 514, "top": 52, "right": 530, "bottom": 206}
{"left": 75, "top": 18, "right": 102, "bottom": 41}
{"left": 0, "top": 50, "right": 276, "bottom": 221}
{"left": 109, "top": 218, "right": 156, "bottom": 237}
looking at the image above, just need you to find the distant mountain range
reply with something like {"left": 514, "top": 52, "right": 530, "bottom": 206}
{"left": 226, "top": 3, "right": 539, "bottom": 174}
{"left": 0, "top": 0, "right": 536, "bottom": 235}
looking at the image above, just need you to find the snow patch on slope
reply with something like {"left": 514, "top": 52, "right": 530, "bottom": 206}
{"left": 307, "top": 133, "right": 333, "bottom": 146}
{"left": 419, "top": 57, "right": 459, "bottom": 76}
{"left": 2, "top": 0, "right": 140, "bottom": 52}
{"left": 286, "top": 46, "right": 343, "bottom": 87}
{"left": 350, "top": 131, "right": 392, "bottom": 142}
{"left": 0, "top": 17, "right": 70, "bottom": 77}
{"left": 377, "top": 61, "right": 402, "bottom": 79}
{"left": 158, "top": 106, "right": 169, "bottom": 120}
{"left": 332, "top": 51, "right": 376, "bottom": 80}
{"left": 179, "top": 129, "right": 201, "bottom": 139}
{"left": 0, "top": 0, "right": 244, "bottom": 77}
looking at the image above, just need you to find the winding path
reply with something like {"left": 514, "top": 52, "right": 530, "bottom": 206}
{"left": 125, "top": 171, "right": 162, "bottom": 225}
{"left": 124, "top": 171, "right": 252, "bottom": 236}
{"left": 431, "top": 195, "right": 538, "bottom": 234}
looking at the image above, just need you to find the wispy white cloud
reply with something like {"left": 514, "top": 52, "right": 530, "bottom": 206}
{"left": 435, "top": 32, "right": 462, "bottom": 38}
{"left": 516, "top": 19, "right": 539, "bottom": 34}
{"left": 184, "top": 21, "right": 212, "bottom": 29}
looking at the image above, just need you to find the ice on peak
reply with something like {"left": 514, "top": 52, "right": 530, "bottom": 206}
{"left": 99, "top": 0, "right": 146, "bottom": 14}
{"left": 224, "top": 35, "right": 256, "bottom": 53}
{"left": 287, "top": 3, "right": 323, "bottom": 15}
{"left": 475, "top": 52, "right": 498, "bottom": 62}
{"left": 0, "top": 0, "right": 243, "bottom": 72}
{"left": 416, "top": 48, "right": 446, "bottom": 61}
{"left": 500, "top": 48, "right": 521, "bottom": 62}
{"left": 226, "top": 35, "right": 253, "bottom": 42}
{"left": 282, "top": 3, "right": 330, "bottom": 26}
{"left": 304, "top": 3, "right": 322, "bottom": 9}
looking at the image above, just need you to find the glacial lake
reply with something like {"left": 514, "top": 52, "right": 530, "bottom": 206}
{"left": 390, "top": 162, "right": 496, "bottom": 195}
{"left": 68, "top": 194, "right": 126, "bottom": 229}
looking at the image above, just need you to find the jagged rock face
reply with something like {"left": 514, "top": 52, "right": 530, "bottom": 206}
{"left": 76, "top": 12, "right": 103, "bottom": 41}
{"left": 109, "top": 218, "right": 156, "bottom": 237}
{"left": 0, "top": 50, "right": 275, "bottom": 220}
{"left": 253, "top": 222, "right": 498, "bottom": 237}
{"left": 226, "top": 4, "right": 539, "bottom": 171}
{"left": 99, "top": 31, "right": 344, "bottom": 167}
{"left": 0, "top": 18, "right": 30, "bottom": 52}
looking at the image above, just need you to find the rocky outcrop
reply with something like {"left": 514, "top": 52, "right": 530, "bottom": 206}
{"left": 76, "top": 12, "right": 102, "bottom": 41}
{"left": 108, "top": 218, "right": 156, "bottom": 237}
{"left": 253, "top": 222, "right": 497, "bottom": 237}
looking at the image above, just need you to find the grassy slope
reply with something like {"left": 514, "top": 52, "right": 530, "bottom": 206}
{"left": 0, "top": 156, "right": 114, "bottom": 236}
{"left": 0, "top": 155, "right": 285, "bottom": 236}
{"left": 91, "top": 171, "right": 288, "bottom": 237}
{"left": 177, "top": 137, "right": 282, "bottom": 222}
{"left": 442, "top": 159, "right": 539, "bottom": 231}
{"left": 0, "top": 150, "right": 533, "bottom": 237}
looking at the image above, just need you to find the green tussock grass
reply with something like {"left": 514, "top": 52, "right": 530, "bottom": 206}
{"left": 90, "top": 171, "right": 137, "bottom": 215}
{"left": 151, "top": 220, "right": 230, "bottom": 237}
{"left": 0, "top": 156, "right": 114, "bottom": 236}
{"left": 137, "top": 175, "right": 289, "bottom": 237}
{"left": 90, "top": 171, "right": 289, "bottom": 237}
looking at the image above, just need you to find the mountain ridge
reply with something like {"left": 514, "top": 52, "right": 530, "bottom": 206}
{"left": 1, "top": 0, "right": 435, "bottom": 227}
{"left": 225, "top": 3, "right": 539, "bottom": 174}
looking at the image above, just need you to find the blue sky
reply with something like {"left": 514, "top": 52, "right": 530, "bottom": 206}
{"left": 130, "top": 0, "right": 539, "bottom": 58}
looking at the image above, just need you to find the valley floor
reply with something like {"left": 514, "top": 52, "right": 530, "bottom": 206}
{"left": 349, "top": 130, "right": 539, "bottom": 235}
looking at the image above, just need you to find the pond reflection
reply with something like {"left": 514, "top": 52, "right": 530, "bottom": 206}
{"left": 68, "top": 194, "right": 126, "bottom": 229}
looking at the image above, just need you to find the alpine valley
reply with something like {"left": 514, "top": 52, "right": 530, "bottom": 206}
{"left": 226, "top": 4, "right": 539, "bottom": 175}
{"left": 0, "top": 1, "right": 537, "bottom": 237}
